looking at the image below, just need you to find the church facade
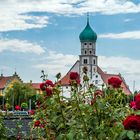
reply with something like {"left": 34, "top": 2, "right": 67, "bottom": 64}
{"left": 60, "top": 17, "right": 131, "bottom": 96}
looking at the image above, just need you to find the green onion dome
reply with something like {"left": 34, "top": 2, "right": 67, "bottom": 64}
{"left": 79, "top": 21, "right": 97, "bottom": 42}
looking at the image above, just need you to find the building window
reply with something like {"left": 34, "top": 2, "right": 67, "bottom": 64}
{"left": 95, "top": 80, "right": 98, "bottom": 84}
{"left": 85, "top": 51, "right": 87, "bottom": 54}
{"left": 84, "top": 43, "right": 87, "bottom": 45}
{"left": 83, "top": 59, "right": 88, "bottom": 64}
{"left": 96, "top": 75, "right": 98, "bottom": 78}
{"left": 89, "top": 43, "right": 92, "bottom": 45}
{"left": 93, "top": 59, "right": 96, "bottom": 65}
{"left": 90, "top": 51, "right": 92, "bottom": 54}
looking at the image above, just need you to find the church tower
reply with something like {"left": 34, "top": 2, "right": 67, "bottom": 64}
{"left": 79, "top": 15, "right": 97, "bottom": 82}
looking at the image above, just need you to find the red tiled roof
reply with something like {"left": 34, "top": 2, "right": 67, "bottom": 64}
{"left": 0, "top": 76, "right": 12, "bottom": 89}
{"left": 97, "top": 66, "right": 131, "bottom": 95}
{"left": 30, "top": 83, "right": 41, "bottom": 89}
{"left": 60, "top": 66, "right": 131, "bottom": 95}
{"left": 59, "top": 73, "right": 70, "bottom": 86}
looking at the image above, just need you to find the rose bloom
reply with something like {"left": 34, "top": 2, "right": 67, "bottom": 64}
{"left": 129, "top": 101, "right": 137, "bottom": 110}
{"left": 46, "top": 88, "right": 53, "bottom": 96}
{"left": 40, "top": 83, "right": 46, "bottom": 91}
{"left": 15, "top": 105, "right": 21, "bottom": 111}
{"left": 108, "top": 77, "right": 122, "bottom": 88}
{"left": 123, "top": 115, "right": 140, "bottom": 131}
{"left": 34, "top": 120, "right": 41, "bottom": 127}
{"left": 28, "top": 110, "right": 35, "bottom": 115}
{"left": 45, "top": 79, "right": 54, "bottom": 87}
{"left": 135, "top": 93, "right": 140, "bottom": 102}
{"left": 136, "top": 101, "right": 140, "bottom": 110}
{"left": 69, "top": 72, "right": 79, "bottom": 80}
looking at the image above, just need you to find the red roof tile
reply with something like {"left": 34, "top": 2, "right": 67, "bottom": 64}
{"left": 0, "top": 76, "right": 12, "bottom": 89}
{"left": 59, "top": 73, "right": 70, "bottom": 86}
{"left": 97, "top": 66, "right": 131, "bottom": 95}
{"left": 31, "top": 83, "right": 41, "bottom": 89}
{"left": 60, "top": 66, "right": 131, "bottom": 95}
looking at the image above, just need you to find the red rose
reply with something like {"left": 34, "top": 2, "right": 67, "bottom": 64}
{"left": 123, "top": 115, "right": 140, "bottom": 131}
{"left": 129, "top": 101, "right": 136, "bottom": 110}
{"left": 34, "top": 120, "right": 41, "bottom": 127}
{"left": 108, "top": 77, "right": 122, "bottom": 88}
{"left": 46, "top": 88, "right": 53, "bottom": 96}
{"left": 136, "top": 101, "right": 140, "bottom": 110}
{"left": 134, "top": 94, "right": 140, "bottom": 110}
{"left": 28, "top": 110, "right": 35, "bottom": 115}
{"left": 70, "top": 72, "right": 79, "bottom": 80}
{"left": 15, "top": 105, "right": 21, "bottom": 111}
{"left": 45, "top": 80, "right": 54, "bottom": 87}
{"left": 40, "top": 83, "right": 46, "bottom": 90}
{"left": 135, "top": 94, "right": 140, "bottom": 101}
{"left": 69, "top": 72, "right": 80, "bottom": 85}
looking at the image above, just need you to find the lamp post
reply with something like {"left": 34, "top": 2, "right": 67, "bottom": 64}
{"left": 12, "top": 92, "right": 14, "bottom": 111}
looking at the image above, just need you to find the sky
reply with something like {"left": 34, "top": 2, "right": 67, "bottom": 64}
{"left": 0, "top": 0, "right": 140, "bottom": 91}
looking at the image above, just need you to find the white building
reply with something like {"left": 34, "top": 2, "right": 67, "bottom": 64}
{"left": 60, "top": 17, "right": 131, "bottom": 96}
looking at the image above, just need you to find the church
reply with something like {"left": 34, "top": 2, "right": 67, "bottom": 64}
{"left": 60, "top": 16, "right": 131, "bottom": 95}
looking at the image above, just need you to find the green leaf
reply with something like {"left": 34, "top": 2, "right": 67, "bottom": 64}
{"left": 66, "top": 132, "right": 74, "bottom": 140}
{"left": 135, "top": 110, "right": 140, "bottom": 115}
{"left": 127, "top": 131, "right": 134, "bottom": 140}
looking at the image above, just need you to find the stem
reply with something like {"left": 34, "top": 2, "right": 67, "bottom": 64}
{"left": 57, "top": 93, "right": 67, "bottom": 138}
{"left": 75, "top": 94, "right": 90, "bottom": 140}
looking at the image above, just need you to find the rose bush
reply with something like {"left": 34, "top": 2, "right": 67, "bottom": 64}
{"left": 31, "top": 70, "right": 140, "bottom": 139}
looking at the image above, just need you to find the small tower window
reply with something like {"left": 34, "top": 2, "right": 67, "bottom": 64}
{"left": 90, "top": 51, "right": 92, "bottom": 54}
{"left": 85, "top": 51, "right": 87, "bottom": 54}
{"left": 95, "top": 80, "right": 98, "bottom": 84}
{"left": 89, "top": 43, "right": 92, "bottom": 45}
{"left": 84, "top": 43, "right": 87, "bottom": 45}
{"left": 93, "top": 59, "right": 96, "bottom": 65}
{"left": 83, "top": 59, "right": 88, "bottom": 64}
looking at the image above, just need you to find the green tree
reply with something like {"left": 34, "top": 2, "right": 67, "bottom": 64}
{"left": 5, "top": 82, "right": 36, "bottom": 110}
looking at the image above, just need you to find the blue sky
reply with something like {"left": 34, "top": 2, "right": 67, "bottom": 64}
{"left": 0, "top": 0, "right": 140, "bottom": 91}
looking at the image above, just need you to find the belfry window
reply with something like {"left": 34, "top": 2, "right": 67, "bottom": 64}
{"left": 83, "top": 59, "right": 88, "bottom": 64}
{"left": 85, "top": 51, "right": 87, "bottom": 54}
{"left": 93, "top": 59, "right": 96, "bottom": 65}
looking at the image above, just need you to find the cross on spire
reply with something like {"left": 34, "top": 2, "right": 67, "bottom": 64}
{"left": 87, "top": 12, "right": 89, "bottom": 24}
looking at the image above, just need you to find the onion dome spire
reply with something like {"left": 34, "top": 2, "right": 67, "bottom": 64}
{"left": 79, "top": 13, "right": 97, "bottom": 42}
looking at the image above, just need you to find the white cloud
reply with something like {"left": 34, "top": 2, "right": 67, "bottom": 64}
{"left": 99, "top": 30, "right": 140, "bottom": 40}
{"left": 0, "top": 38, "right": 45, "bottom": 54}
{"left": 33, "top": 51, "right": 78, "bottom": 76}
{"left": 0, "top": 0, "right": 140, "bottom": 31}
